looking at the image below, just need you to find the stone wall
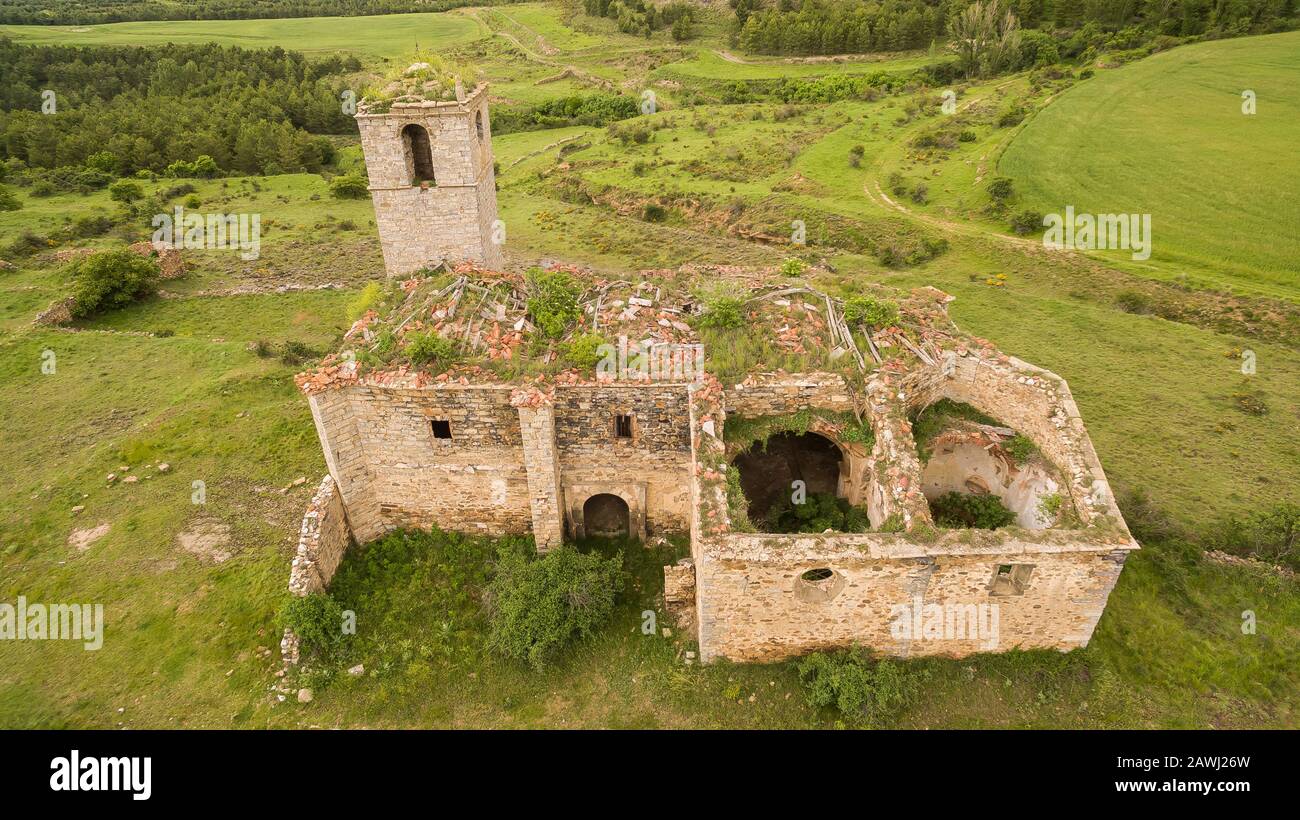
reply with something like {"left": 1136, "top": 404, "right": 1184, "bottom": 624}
{"left": 911, "top": 351, "right": 1125, "bottom": 529}
{"left": 695, "top": 532, "right": 1128, "bottom": 662}
{"left": 723, "top": 372, "right": 857, "bottom": 417}
{"left": 287, "top": 475, "right": 353, "bottom": 596}
{"left": 687, "top": 359, "right": 1136, "bottom": 664}
{"left": 307, "top": 380, "right": 696, "bottom": 546}
{"left": 312, "top": 383, "right": 531, "bottom": 541}
{"left": 554, "top": 384, "right": 694, "bottom": 535}
{"left": 281, "top": 475, "right": 353, "bottom": 665}
{"left": 515, "top": 401, "right": 565, "bottom": 550}
{"left": 356, "top": 84, "right": 503, "bottom": 275}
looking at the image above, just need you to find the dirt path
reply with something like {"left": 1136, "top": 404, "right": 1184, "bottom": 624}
{"left": 502, "top": 133, "right": 587, "bottom": 174}
{"left": 866, "top": 180, "right": 1042, "bottom": 251}
{"left": 860, "top": 78, "right": 1051, "bottom": 252}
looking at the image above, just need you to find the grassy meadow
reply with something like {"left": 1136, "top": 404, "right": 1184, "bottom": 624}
{"left": 1, "top": 3, "right": 1298, "bottom": 729}
{"left": 999, "top": 31, "right": 1300, "bottom": 300}
{"left": 0, "top": 10, "right": 485, "bottom": 60}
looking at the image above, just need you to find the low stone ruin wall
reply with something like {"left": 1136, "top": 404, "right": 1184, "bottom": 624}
{"left": 281, "top": 474, "right": 353, "bottom": 664}
{"left": 694, "top": 530, "right": 1131, "bottom": 663}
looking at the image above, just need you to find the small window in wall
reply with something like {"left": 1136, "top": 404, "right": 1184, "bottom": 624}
{"left": 475, "top": 110, "right": 485, "bottom": 141}
{"left": 431, "top": 419, "right": 452, "bottom": 440}
{"left": 990, "top": 563, "right": 1034, "bottom": 596}
{"left": 614, "top": 414, "right": 634, "bottom": 439}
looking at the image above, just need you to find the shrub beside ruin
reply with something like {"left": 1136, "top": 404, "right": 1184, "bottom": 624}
{"left": 485, "top": 544, "right": 625, "bottom": 671}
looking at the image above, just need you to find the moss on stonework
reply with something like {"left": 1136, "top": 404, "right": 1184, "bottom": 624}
{"left": 724, "top": 409, "right": 873, "bottom": 456}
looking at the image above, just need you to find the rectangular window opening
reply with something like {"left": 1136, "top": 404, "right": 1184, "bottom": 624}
{"left": 431, "top": 419, "right": 452, "bottom": 439}
{"left": 614, "top": 414, "right": 633, "bottom": 439}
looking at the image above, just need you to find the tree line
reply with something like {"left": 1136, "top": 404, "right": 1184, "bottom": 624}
{"left": 732, "top": 0, "right": 1298, "bottom": 57}
{"left": 0, "top": 40, "right": 360, "bottom": 178}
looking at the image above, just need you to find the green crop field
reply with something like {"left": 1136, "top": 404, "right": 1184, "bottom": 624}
{"left": 999, "top": 32, "right": 1300, "bottom": 301}
{"left": 0, "top": 10, "right": 485, "bottom": 60}
{"left": 1, "top": 2, "right": 1298, "bottom": 733}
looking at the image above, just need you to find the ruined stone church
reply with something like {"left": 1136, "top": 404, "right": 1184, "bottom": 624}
{"left": 281, "top": 81, "right": 1136, "bottom": 666}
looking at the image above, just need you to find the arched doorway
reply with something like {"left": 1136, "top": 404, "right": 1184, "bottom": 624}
{"left": 401, "top": 123, "right": 436, "bottom": 184}
{"left": 732, "top": 431, "right": 843, "bottom": 525}
{"left": 582, "top": 493, "right": 630, "bottom": 537}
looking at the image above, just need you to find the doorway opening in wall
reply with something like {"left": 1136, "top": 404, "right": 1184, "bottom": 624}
{"left": 583, "top": 493, "right": 629, "bottom": 538}
{"left": 732, "top": 431, "right": 866, "bottom": 533}
{"left": 401, "top": 123, "right": 436, "bottom": 185}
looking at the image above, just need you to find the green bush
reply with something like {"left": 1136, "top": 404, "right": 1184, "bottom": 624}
{"left": 1211, "top": 503, "right": 1300, "bottom": 571}
{"left": 842, "top": 295, "right": 899, "bottom": 327}
{"left": 278, "top": 340, "right": 318, "bottom": 366}
{"left": 165, "top": 155, "right": 218, "bottom": 179}
{"left": 780, "top": 257, "right": 805, "bottom": 277}
{"left": 929, "top": 491, "right": 1016, "bottom": 529}
{"left": 695, "top": 295, "right": 745, "bottom": 329}
{"left": 69, "top": 248, "right": 160, "bottom": 317}
{"left": 1002, "top": 434, "right": 1037, "bottom": 463}
{"left": 526, "top": 268, "right": 582, "bottom": 339}
{"left": 997, "top": 105, "right": 1027, "bottom": 128}
{"left": 72, "top": 214, "right": 113, "bottom": 238}
{"left": 563, "top": 332, "right": 608, "bottom": 372}
{"left": 1009, "top": 209, "right": 1044, "bottom": 236}
{"left": 486, "top": 544, "right": 625, "bottom": 670}
{"left": 0, "top": 184, "right": 21, "bottom": 211}
{"left": 279, "top": 593, "right": 347, "bottom": 661}
{"left": 1115, "top": 289, "right": 1156, "bottom": 315}
{"left": 766, "top": 491, "right": 870, "bottom": 534}
{"left": 797, "top": 647, "right": 925, "bottom": 726}
{"left": 405, "top": 332, "right": 458, "bottom": 367}
{"left": 108, "top": 179, "right": 143, "bottom": 203}
{"left": 987, "top": 176, "right": 1014, "bottom": 202}
{"left": 329, "top": 174, "right": 370, "bottom": 199}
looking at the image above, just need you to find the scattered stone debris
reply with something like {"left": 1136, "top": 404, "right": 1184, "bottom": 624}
{"left": 297, "top": 688, "right": 314, "bottom": 703}
{"left": 1205, "top": 550, "right": 1295, "bottom": 579}
{"left": 348, "top": 664, "right": 365, "bottom": 676}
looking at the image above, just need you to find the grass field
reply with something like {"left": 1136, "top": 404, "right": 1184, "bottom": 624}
{"left": 999, "top": 31, "right": 1300, "bottom": 301}
{"left": 1, "top": 4, "right": 1298, "bottom": 730}
{"left": 0, "top": 10, "right": 485, "bottom": 60}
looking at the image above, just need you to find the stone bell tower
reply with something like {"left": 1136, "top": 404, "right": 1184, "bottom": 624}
{"left": 355, "top": 82, "right": 503, "bottom": 276}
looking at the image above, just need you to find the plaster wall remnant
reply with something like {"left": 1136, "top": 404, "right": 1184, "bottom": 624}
{"left": 356, "top": 83, "right": 503, "bottom": 275}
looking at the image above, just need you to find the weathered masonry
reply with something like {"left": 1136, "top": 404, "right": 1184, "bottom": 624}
{"left": 283, "top": 84, "right": 1136, "bottom": 666}
{"left": 355, "top": 82, "right": 503, "bottom": 275}
{"left": 290, "top": 274, "right": 1137, "bottom": 665}
{"left": 306, "top": 381, "right": 695, "bottom": 551}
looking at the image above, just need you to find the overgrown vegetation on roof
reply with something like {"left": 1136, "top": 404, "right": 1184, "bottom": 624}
{"left": 360, "top": 53, "right": 482, "bottom": 111}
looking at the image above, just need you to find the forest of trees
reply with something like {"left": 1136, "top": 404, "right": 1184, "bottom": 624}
{"left": 581, "top": 0, "right": 698, "bottom": 39}
{"left": 0, "top": 0, "right": 511, "bottom": 25}
{"left": 733, "top": 0, "right": 1299, "bottom": 57}
{"left": 0, "top": 40, "right": 360, "bottom": 178}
